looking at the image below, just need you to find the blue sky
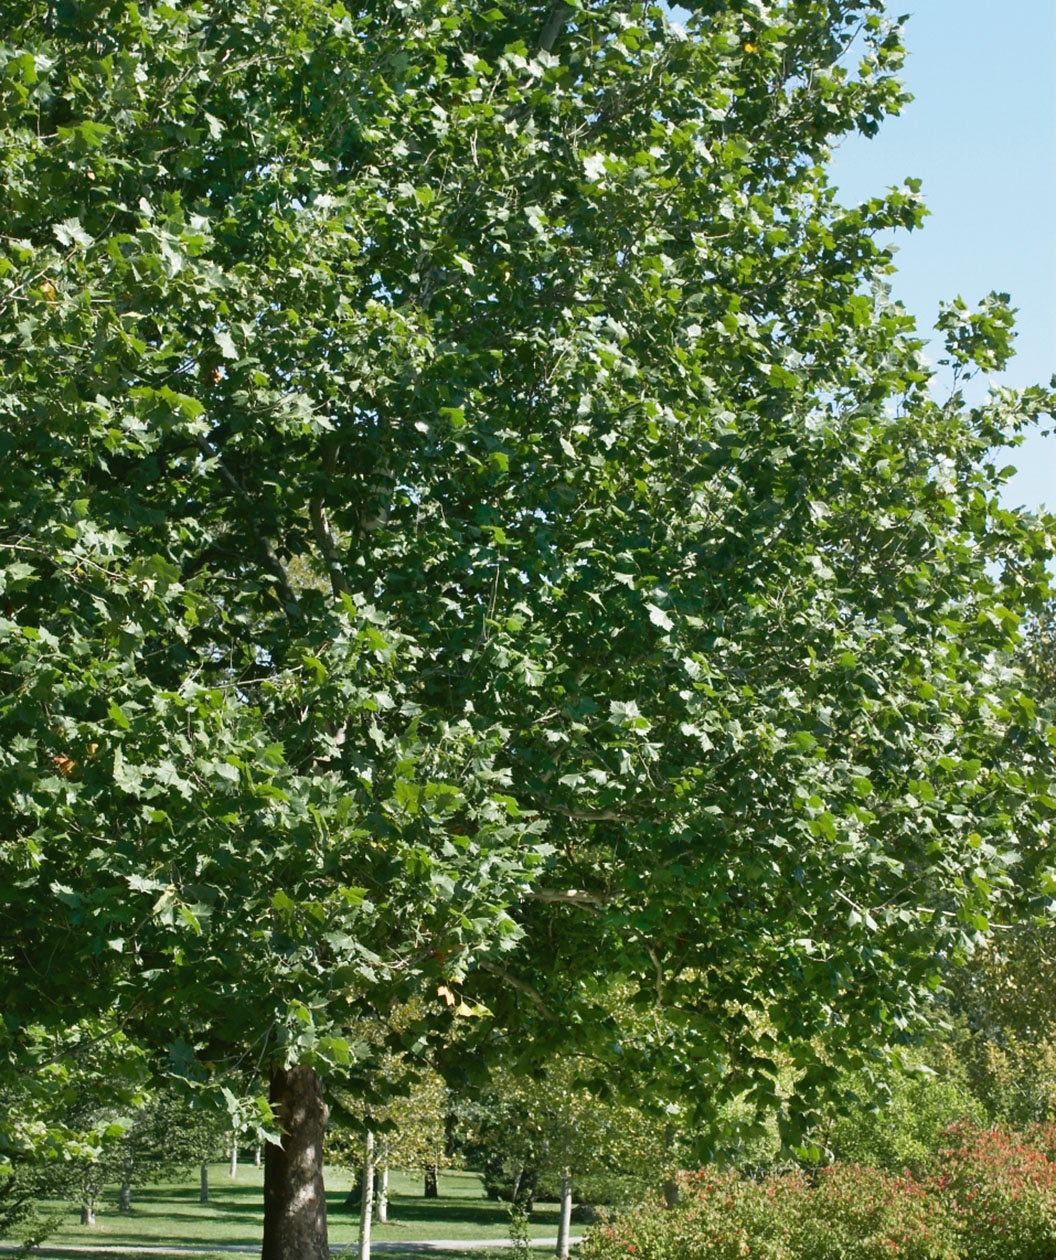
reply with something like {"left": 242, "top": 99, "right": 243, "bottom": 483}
{"left": 828, "top": 0, "right": 1056, "bottom": 513}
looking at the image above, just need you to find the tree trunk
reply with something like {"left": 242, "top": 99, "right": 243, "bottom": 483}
{"left": 256, "top": 1142, "right": 262, "bottom": 1168}
{"left": 200, "top": 1161, "right": 209, "bottom": 1204}
{"left": 80, "top": 1203, "right": 95, "bottom": 1226}
{"left": 424, "top": 1163, "right": 438, "bottom": 1198}
{"left": 230, "top": 1134, "right": 239, "bottom": 1179}
{"left": 359, "top": 1129, "right": 375, "bottom": 1260}
{"left": 261, "top": 1064, "right": 330, "bottom": 1260}
{"left": 662, "top": 1124, "right": 680, "bottom": 1208}
{"left": 118, "top": 1180, "right": 131, "bottom": 1212}
{"left": 376, "top": 1141, "right": 389, "bottom": 1225}
{"left": 555, "top": 1169, "right": 573, "bottom": 1260}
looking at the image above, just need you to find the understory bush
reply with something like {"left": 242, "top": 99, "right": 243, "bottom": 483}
{"left": 938, "top": 1123, "right": 1056, "bottom": 1260}
{"left": 580, "top": 1124, "right": 1056, "bottom": 1260}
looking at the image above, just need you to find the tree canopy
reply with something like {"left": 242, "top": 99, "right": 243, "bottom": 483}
{"left": 1, "top": 0, "right": 1054, "bottom": 1253}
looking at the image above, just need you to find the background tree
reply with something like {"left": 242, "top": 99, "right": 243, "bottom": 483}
{"left": 2, "top": 3, "right": 1055, "bottom": 1259}
{"left": 114, "top": 1084, "right": 227, "bottom": 1212}
{"left": 0, "top": 1020, "right": 149, "bottom": 1237}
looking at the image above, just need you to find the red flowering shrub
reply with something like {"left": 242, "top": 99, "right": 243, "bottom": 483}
{"left": 580, "top": 1165, "right": 953, "bottom": 1260}
{"left": 936, "top": 1122, "right": 1056, "bottom": 1260}
{"left": 579, "top": 1170, "right": 798, "bottom": 1260}
{"left": 579, "top": 1125, "right": 1056, "bottom": 1260}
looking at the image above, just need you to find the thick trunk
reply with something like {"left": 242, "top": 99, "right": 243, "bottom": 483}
{"left": 200, "top": 1161, "right": 209, "bottom": 1204}
{"left": 80, "top": 1203, "right": 95, "bottom": 1227}
{"left": 376, "top": 1143, "right": 389, "bottom": 1225}
{"left": 261, "top": 1065, "right": 330, "bottom": 1260}
{"left": 118, "top": 1180, "right": 131, "bottom": 1212}
{"left": 424, "top": 1163, "right": 438, "bottom": 1198}
{"left": 555, "top": 1169, "right": 573, "bottom": 1260}
{"left": 358, "top": 1129, "right": 375, "bottom": 1260}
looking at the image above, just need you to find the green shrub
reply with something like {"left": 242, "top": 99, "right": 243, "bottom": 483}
{"left": 582, "top": 1172, "right": 791, "bottom": 1260}
{"left": 828, "top": 1059, "right": 983, "bottom": 1176}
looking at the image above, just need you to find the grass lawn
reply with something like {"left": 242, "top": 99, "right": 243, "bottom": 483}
{"left": 36, "top": 1165, "right": 566, "bottom": 1254}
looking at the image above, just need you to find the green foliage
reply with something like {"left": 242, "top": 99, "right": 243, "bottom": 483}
{"left": 506, "top": 1200, "right": 532, "bottom": 1260}
{"left": 827, "top": 1054, "right": 984, "bottom": 1175}
{"left": 456, "top": 1057, "right": 668, "bottom": 1207}
{"left": 0, "top": 0, "right": 1054, "bottom": 1163}
{"left": 943, "top": 921, "right": 1056, "bottom": 1126}
{"left": 1020, "top": 600, "right": 1056, "bottom": 708}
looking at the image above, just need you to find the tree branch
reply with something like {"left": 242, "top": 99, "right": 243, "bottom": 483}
{"left": 480, "top": 963, "right": 554, "bottom": 1020}
{"left": 309, "top": 439, "right": 349, "bottom": 599}
{"left": 524, "top": 886, "right": 607, "bottom": 907}
{"left": 537, "top": 3, "right": 575, "bottom": 55}
{"left": 532, "top": 797, "right": 644, "bottom": 823}
{"left": 194, "top": 435, "right": 300, "bottom": 616}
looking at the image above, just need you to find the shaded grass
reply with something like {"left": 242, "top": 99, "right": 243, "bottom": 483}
{"left": 22, "top": 1253, "right": 506, "bottom": 1260}
{"left": 39, "top": 1167, "right": 563, "bottom": 1251}
{"left": 19, "top": 1248, "right": 541, "bottom": 1260}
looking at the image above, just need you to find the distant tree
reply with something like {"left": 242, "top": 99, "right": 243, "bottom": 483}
{"left": 115, "top": 1085, "right": 226, "bottom": 1212}
{"left": 825, "top": 1052, "right": 984, "bottom": 1175}
{"left": 0, "top": 1021, "right": 149, "bottom": 1235}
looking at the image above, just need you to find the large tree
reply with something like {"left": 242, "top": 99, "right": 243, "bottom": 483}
{"left": 1, "top": 1, "right": 1054, "bottom": 1257}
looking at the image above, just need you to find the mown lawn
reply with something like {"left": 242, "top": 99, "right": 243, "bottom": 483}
{"left": 37, "top": 1165, "right": 564, "bottom": 1253}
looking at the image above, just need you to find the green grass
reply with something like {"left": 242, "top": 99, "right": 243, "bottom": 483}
{"left": 36, "top": 1165, "right": 565, "bottom": 1253}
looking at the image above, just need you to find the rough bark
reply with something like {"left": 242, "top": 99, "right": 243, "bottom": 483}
{"left": 261, "top": 1065, "right": 330, "bottom": 1260}
{"left": 118, "top": 1180, "right": 131, "bottom": 1212}
{"left": 424, "top": 1164, "right": 439, "bottom": 1198}
{"left": 200, "top": 1161, "right": 209, "bottom": 1204}
{"left": 359, "top": 1129, "right": 375, "bottom": 1260}
{"left": 556, "top": 1169, "right": 573, "bottom": 1260}
{"left": 80, "top": 1204, "right": 95, "bottom": 1226}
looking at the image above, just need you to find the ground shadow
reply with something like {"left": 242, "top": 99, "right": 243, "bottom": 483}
{"left": 331, "top": 1194, "right": 561, "bottom": 1230}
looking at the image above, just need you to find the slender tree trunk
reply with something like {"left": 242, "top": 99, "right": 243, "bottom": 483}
{"left": 359, "top": 1129, "right": 375, "bottom": 1260}
{"left": 230, "top": 1134, "right": 239, "bottom": 1179}
{"left": 662, "top": 1124, "right": 680, "bottom": 1208}
{"left": 118, "top": 1180, "right": 131, "bottom": 1212}
{"left": 424, "top": 1163, "right": 438, "bottom": 1198}
{"left": 80, "top": 1203, "right": 96, "bottom": 1226}
{"left": 376, "top": 1139, "right": 389, "bottom": 1224}
{"left": 261, "top": 1065, "right": 330, "bottom": 1260}
{"left": 555, "top": 1169, "right": 573, "bottom": 1260}
{"left": 255, "top": 1142, "right": 262, "bottom": 1168}
{"left": 200, "top": 1160, "right": 209, "bottom": 1204}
